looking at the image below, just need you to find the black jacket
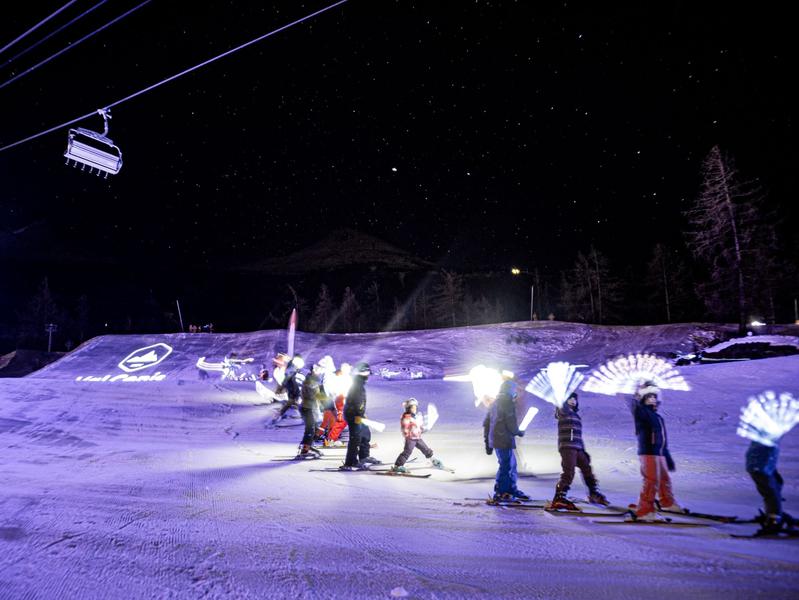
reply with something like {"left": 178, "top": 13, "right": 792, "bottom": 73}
{"left": 483, "top": 380, "right": 522, "bottom": 450}
{"left": 631, "top": 400, "right": 672, "bottom": 463}
{"left": 344, "top": 377, "right": 367, "bottom": 421}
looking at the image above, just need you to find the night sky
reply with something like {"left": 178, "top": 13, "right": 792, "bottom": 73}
{"left": 1, "top": 1, "right": 796, "bottom": 326}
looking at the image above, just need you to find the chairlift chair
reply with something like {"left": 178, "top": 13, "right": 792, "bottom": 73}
{"left": 64, "top": 108, "right": 123, "bottom": 177}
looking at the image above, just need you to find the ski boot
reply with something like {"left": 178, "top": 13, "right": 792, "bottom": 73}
{"left": 588, "top": 491, "right": 610, "bottom": 506}
{"left": 658, "top": 501, "right": 688, "bottom": 515}
{"left": 431, "top": 458, "right": 444, "bottom": 469}
{"left": 512, "top": 489, "right": 531, "bottom": 502}
{"left": 757, "top": 514, "right": 784, "bottom": 536}
{"left": 550, "top": 493, "right": 578, "bottom": 511}
{"left": 390, "top": 464, "right": 407, "bottom": 473}
{"left": 360, "top": 456, "right": 382, "bottom": 465}
{"left": 492, "top": 492, "right": 515, "bottom": 503}
{"left": 626, "top": 511, "right": 666, "bottom": 523}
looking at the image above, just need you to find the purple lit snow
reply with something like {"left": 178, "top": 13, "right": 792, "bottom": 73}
{"left": 1, "top": 322, "right": 797, "bottom": 598}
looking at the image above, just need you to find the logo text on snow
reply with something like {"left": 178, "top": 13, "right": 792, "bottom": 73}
{"left": 75, "top": 343, "right": 173, "bottom": 382}
{"left": 118, "top": 343, "right": 173, "bottom": 372}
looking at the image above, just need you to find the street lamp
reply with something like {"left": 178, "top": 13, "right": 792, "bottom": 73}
{"left": 511, "top": 267, "right": 535, "bottom": 321}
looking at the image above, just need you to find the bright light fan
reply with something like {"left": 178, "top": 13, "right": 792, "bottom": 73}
{"left": 525, "top": 362, "right": 584, "bottom": 408}
{"left": 581, "top": 353, "right": 691, "bottom": 396}
{"left": 737, "top": 391, "right": 799, "bottom": 447}
{"left": 426, "top": 403, "right": 439, "bottom": 431}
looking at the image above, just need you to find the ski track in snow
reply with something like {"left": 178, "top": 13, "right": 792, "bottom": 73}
{"left": 1, "top": 323, "right": 798, "bottom": 599}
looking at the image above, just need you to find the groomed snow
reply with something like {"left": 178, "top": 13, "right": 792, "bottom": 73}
{"left": 1, "top": 322, "right": 798, "bottom": 599}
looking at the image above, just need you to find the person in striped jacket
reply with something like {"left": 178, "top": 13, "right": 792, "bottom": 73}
{"left": 390, "top": 398, "right": 444, "bottom": 473}
{"left": 551, "top": 392, "right": 608, "bottom": 510}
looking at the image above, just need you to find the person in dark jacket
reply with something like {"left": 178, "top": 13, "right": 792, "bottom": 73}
{"left": 340, "top": 362, "right": 380, "bottom": 470}
{"left": 483, "top": 374, "right": 528, "bottom": 501}
{"left": 746, "top": 440, "right": 789, "bottom": 534}
{"left": 551, "top": 392, "right": 608, "bottom": 509}
{"left": 297, "top": 362, "right": 326, "bottom": 456}
{"left": 627, "top": 381, "right": 683, "bottom": 521}
{"left": 272, "top": 355, "right": 304, "bottom": 424}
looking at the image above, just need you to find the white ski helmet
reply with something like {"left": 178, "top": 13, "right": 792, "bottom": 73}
{"left": 403, "top": 397, "right": 419, "bottom": 412}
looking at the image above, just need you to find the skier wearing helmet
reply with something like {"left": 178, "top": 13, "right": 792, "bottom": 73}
{"left": 390, "top": 398, "right": 446, "bottom": 473}
{"left": 340, "top": 362, "right": 381, "bottom": 470}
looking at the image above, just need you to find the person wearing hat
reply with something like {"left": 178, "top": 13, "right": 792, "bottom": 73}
{"left": 626, "top": 381, "right": 683, "bottom": 521}
{"left": 340, "top": 362, "right": 381, "bottom": 470}
{"left": 390, "top": 398, "right": 445, "bottom": 473}
{"left": 297, "top": 361, "right": 326, "bottom": 457}
{"left": 550, "top": 392, "right": 609, "bottom": 510}
{"left": 483, "top": 373, "right": 529, "bottom": 502}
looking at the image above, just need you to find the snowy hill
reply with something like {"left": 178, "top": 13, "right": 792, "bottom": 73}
{"left": 2, "top": 322, "right": 799, "bottom": 599}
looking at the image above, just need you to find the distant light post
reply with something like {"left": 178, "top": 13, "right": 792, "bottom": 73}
{"left": 511, "top": 267, "right": 535, "bottom": 321}
{"left": 45, "top": 323, "right": 58, "bottom": 352}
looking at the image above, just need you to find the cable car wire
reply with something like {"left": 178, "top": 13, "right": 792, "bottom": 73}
{"left": 0, "top": 0, "right": 153, "bottom": 91}
{"left": 0, "top": 0, "right": 80, "bottom": 56}
{"left": 1, "top": 0, "right": 111, "bottom": 69}
{"left": 0, "top": 0, "right": 348, "bottom": 154}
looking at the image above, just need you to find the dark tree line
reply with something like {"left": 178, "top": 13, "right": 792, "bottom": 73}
{"left": 13, "top": 146, "right": 797, "bottom": 348}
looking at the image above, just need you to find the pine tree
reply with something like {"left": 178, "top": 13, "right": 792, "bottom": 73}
{"left": 685, "top": 145, "right": 774, "bottom": 333}
{"left": 309, "top": 284, "right": 335, "bottom": 332}
{"left": 429, "top": 270, "right": 464, "bottom": 327}
{"left": 17, "top": 277, "right": 61, "bottom": 348}
{"left": 339, "top": 287, "right": 360, "bottom": 332}
{"left": 645, "top": 244, "right": 693, "bottom": 323}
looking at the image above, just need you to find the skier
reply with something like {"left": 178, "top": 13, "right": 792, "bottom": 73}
{"left": 626, "top": 381, "right": 683, "bottom": 522}
{"left": 317, "top": 395, "right": 348, "bottom": 446}
{"left": 316, "top": 362, "right": 352, "bottom": 446}
{"left": 746, "top": 439, "right": 793, "bottom": 534}
{"left": 483, "top": 373, "right": 529, "bottom": 501}
{"left": 550, "top": 392, "right": 609, "bottom": 509}
{"left": 390, "top": 398, "right": 445, "bottom": 473}
{"left": 340, "top": 362, "right": 380, "bottom": 470}
{"left": 297, "top": 361, "right": 326, "bottom": 457}
{"left": 272, "top": 355, "right": 304, "bottom": 424}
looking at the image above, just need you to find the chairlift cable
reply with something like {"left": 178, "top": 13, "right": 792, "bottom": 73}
{"left": 0, "top": 0, "right": 80, "bottom": 56}
{"left": 1, "top": 0, "right": 111, "bottom": 69}
{"left": 0, "top": 0, "right": 153, "bottom": 91}
{"left": 0, "top": 0, "right": 348, "bottom": 154}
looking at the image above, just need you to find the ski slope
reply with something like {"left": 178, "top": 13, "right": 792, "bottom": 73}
{"left": 1, "top": 322, "right": 798, "bottom": 599}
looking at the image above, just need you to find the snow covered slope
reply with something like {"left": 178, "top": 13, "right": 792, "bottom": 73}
{"left": 1, "top": 323, "right": 798, "bottom": 599}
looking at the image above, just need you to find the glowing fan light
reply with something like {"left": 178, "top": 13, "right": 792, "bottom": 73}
{"left": 525, "top": 362, "right": 584, "bottom": 408}
{"left": 325, "top": 363, "right": 353, "bottom": 398}
{"left": 468, "top": 365, "right": 504, "bottom": 407}
{"left": 737, "top": 391, "right": 799, "bottom": 447}
{"left": 519, "top": 406, "right": 539, "bottom": 431}
{"left": 196, "top": 357, "right": 224, "bottom": 372}
{"left": 426, "top": 403, "right": 439, "bottom": 431}
{"left": 581, "top": 353, "right": 691, "bottom": 396}
{"left": 359, "top": 417, "right": 386, "bottom": 433}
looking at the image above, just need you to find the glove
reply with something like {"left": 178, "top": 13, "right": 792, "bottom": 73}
{"left": 517, "top": 430, "right": 525, "bottom": 437}
{"left": 354, "top": 416, "right": 363, "bottom": 425}
{"left": 665, "top": 453, "right": 676, "bottom": 472}
{"left": 485, "top": 445, "right": 493, "bottom": 455}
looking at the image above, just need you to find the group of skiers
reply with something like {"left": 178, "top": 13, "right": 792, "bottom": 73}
{"left": 482, "top": 370, "right": 792, "bottom": 533}
{"left": 261, "top": 352, "right": 791, "bottom": 535}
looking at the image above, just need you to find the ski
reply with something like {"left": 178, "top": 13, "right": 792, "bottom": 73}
{"left": 545, "top": 509, "right": 629, "bottom": 517}
{"left": 591, "top": 518, "right": 709, "bottom": 528}
{"left": 372, "top": 471, "right": 431, "bottom": 478}
{"left": 308, "top": 467, "right": 369, "bottom": 473}
{"left": 731, "top": 530, "right": 799, "bottom": 540}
